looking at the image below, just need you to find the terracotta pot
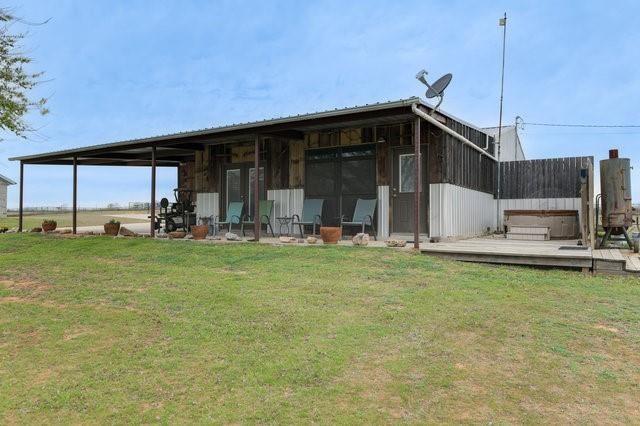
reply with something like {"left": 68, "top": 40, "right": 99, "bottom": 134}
{"left": 320, "top": 226, "right": 342, "bottom": 244}
{"left": 104, "top": 222, "right": 121, "bottom": 236}
{"left": 41, "top": 221, "right": 57, "bottom": 232}
{"left": 191, "top": 225, "right": 209, "bottom": 240}
{"left": 168, "top": 231, "right": 187, "bottom": 239}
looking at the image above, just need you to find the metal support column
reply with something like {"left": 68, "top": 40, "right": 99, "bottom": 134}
{"left": 413, "top": 117, "right": 421, "bottom": 249}
{"left": 254, "top": 135, "right": 261, "bottom": 241}
{"left": 18, "top": 161, "right": 24, "bottom": 232}
{"left": 150, "top": 146, "right": 157, "bottom": 237}
{"left": 72, "top": 156, "right": 78, "bottom": 234}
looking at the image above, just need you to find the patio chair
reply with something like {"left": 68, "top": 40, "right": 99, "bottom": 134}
{"left": 241, "top": 200, "right": 275, "bottom": 237}
{"left": 291, "top": 199, "right": 324, "bottom": 238}
{"left": 341, "top": 198, "right": 377, "bottom": 240}
{"left": 213, "top": 201, "right": 244, "bottom": 234}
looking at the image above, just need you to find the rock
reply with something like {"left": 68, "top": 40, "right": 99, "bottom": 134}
{"left": 430, "top": 236, "right": 441, "bottom": 243}
{"left": 184, "top": 234, "right": 194, "bottom": 239}
{"left": 385, "top": 239, "right": 407, "bottom": 248}
{"left": 156, "top": 233, "right": 168, "bottom": 239}
{"left": 119, "top": 227, "right": 138, "bottom": 237}
{"left": 306, "top": 236, "right": 318, "bottom": 244}
{"left": 279, "top": 236, "right": 297, "bottom": 243}
{"left": 30, "top": 227, "right": 42, "bottom": 233}
{"left": 59, "top": 229, "right": 72, "bottom": 234}
{"left": 6, "top": 228, "right": 17, "bottom": 233}
{"left": 225, "top": 232, "right": 240, "bottom": 241}
{"left": 352, "top": 233, "right": 370, "bottom": 246}
{"left": 206, "top": 235, "right": 221, "bottom": 240}
{"left": 168, "top": 231, "right": 187, "bottom": 239}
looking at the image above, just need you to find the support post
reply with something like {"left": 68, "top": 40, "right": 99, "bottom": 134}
{"left": 72, "top": 156, "right": 78, "bottom": 234}
{"left": 18, "top": 161, "right": 24, "bottom": 232}
{"left": 254, "top": 135, "right": 261, "bottom": 241}
{"left": 150, "top": 146, "right": 157, "bottom": 237}
{"left": 413, "top": 117, "right": 421, "bottom": 249}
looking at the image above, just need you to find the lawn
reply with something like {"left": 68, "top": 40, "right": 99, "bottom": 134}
{"left": 0, "top": 210, "right": 148, "bottom": 230}
{"left": 0, "top": 235, "right": 638, "bottom": 423}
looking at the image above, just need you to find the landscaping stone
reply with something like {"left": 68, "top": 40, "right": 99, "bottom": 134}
{"left": 119, "top": 227, "right": 138, "bottom": 237}
{"left": 385, "top": 239, "right": 407, "bottom": 247}
{"left": 59, "top": 229, "right": 72, "bottom": 234}
{"left": 352, "top": 233, "right": 370, "bottom": 246}
{"left": 306, "top": 236, "right": 318, "bottom": 244}
{"left": 205, "top": 235, "right": 221, "bottom": 240}
{"left": 225, "top": 232, "right": 241, "bottom": 241}
{"left": 30, "top": 227, "right": 42, "bottom": 233}
{"left": 168, "top": 231, "right": 187, "bottom": 239}
{"left": 279, "top": 236, "right": 297, "bottom": 243}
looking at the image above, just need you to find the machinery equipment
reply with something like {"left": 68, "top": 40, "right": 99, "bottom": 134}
{"left": 158, "top": 188, "right": 197, "bottom": 232}
{"left": 599, "top": 149, "right": 633, "bottom": 248}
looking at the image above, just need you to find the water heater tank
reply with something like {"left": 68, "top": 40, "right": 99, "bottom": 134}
{"left": 600, "top": 149, "right": 632, "bottom": 232}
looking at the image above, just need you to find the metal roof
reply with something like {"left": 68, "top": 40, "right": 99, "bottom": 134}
{"left": 10, "top": 97, "right": 491, "bottom": 165}
{"left": 0, "top": 173, "right": 16, "bottom": 185}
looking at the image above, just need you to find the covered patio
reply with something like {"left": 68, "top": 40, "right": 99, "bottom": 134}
{"left": 11, "top": 98, "right": 499, "bottom": 248}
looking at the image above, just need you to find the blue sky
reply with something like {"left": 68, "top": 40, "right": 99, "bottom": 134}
{"left": 2, "top": 0, "right": 640, "bottom": 208}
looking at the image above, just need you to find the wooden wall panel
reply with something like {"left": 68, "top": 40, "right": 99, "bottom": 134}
{"left": 289, "top": 140, "right": 305, "bottom": 188}
{"left": 500, "top": 157, "right": 593, "bottom": 199}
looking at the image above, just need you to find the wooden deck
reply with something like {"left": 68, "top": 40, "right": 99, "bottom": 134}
{"left": 420, "top": 238, "right": 593, "bottom": 269}
{"left": 419, "top": 237, "right": 640, "bottom": 275}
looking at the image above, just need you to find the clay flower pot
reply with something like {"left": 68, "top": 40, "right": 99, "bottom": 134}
{"left": 190, "top": 225, "right": 209, "bottom": 240}
{"left": 41, "top": 220, "right": 57, "bottom": 232}
{"left": 104, "top": 222, "right": 121, "bottom": 236}
{"left": 320, "top": 226, "right": 342, "bottom": 244}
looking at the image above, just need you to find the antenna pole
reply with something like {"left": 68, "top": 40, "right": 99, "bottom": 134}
{"left": 496, "top": 12, "right": 507, "bottom": 233}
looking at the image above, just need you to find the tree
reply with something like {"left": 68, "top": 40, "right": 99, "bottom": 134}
{"left": 0, "top": 8, "right": 48, "bottom": 140}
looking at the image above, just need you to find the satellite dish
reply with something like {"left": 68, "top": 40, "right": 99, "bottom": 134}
{"left": 425, "top": 73, "right": 453, "bottom": 99}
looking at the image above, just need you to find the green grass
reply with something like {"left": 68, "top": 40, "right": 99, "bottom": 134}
{"left": 0, "top": 234, "right": 638, "bottom": 423}
{"left": 0, "top": 210, "right": 148, "bottom": 230}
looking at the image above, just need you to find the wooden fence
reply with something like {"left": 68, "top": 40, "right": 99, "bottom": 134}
{"left": 500, "top": 157, "right": 593, "bottom": 199}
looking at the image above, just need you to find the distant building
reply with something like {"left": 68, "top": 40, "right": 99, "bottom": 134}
{"left": 128, "top": 202, "right": 150, "bottom": 210}
{"left": 0, "top": 173, "right": 16, "bottom": 217}
{"left": 483, "top": 125, "right": 525, "bottom": 162}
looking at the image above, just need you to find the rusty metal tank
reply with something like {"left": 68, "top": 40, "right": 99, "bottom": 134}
{"left": 600, "top": 149, "right": 632, "bottom": 233}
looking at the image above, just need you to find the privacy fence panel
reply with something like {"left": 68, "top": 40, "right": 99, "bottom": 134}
{"left": 500, "top": 157, "right": 593, "bottom": 199}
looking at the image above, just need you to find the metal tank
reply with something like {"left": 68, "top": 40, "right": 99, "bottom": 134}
{"left": 599, "top": 149, "right": 633, "bottom": 248}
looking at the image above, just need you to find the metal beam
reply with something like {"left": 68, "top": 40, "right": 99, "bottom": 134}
{"left": 254, "top": 135, "right": 260, "bottom": 241}
{"left": 18, "top": 161, "right": 23, "bottom": 232}
{"left": 413, "top": 117, "right": 421, "bottom": 249}
{"left": 73, "top": 156, "right": 77, "bottom": 234}
{"left": 150, "top": 146, "right": 157, "bottom": 237}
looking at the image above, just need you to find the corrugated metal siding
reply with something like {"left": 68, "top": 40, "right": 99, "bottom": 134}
{"left": 377, "top": 185, "right": 389, "bottom": 239}
{"left": 0, "top": 184, "right": 7, "bottom": 217}
{"left": 497, "top": 198, "right": 581, "bottom": 229}
{"left": 195, "top": 192, "right": 219, "bottom": 222}
{"left": 429, "top": 183, "right": 496, "bottom": 239}
{"left": 267, "top": 188, "right": 304, "bottom": 234}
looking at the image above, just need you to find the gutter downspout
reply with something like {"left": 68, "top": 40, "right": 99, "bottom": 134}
{"left": 411, "top": 103, "right": 498, "bottom": 162}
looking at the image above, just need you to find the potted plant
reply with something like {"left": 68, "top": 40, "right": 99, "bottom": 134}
{"left": 190, "top": 220, "right": 209, "bottom": 240}
{"left": 320, "top": 226, "right": 342, "bottom": 244}
{"left": 41, "top": 219, "right": 57, "bottom": 232}
{"left": 104, "top": 219, "right": 121, "bottom": 236}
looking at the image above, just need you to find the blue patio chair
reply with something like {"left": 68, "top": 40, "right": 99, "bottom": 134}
{"left": 214, "top": 201, "right": 244, "bottom": 234}
{"left": 292, "top": 199, "right": 324, "bottom": 238}
{"left": 341, "top": 198, "right": 377, "bottom": 239}
{"left": 241, "top": 199, "right": 275, "bottom": 237}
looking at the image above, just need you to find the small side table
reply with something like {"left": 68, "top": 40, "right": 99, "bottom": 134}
{"left": 276, "top": 216, "right": 292, "bottom": 236}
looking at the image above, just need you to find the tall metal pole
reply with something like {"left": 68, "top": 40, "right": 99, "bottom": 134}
{"left": 413, "top": 117, "right": 421, "bottom": 249}
{"left": 496, "top": 12, "right": 507, "bottom": 233}
{"left": 150, "top": 146, "right": 157, "bottom": 237}
{"left": 18, "top": 161, "right": 24, "bottom": 232}
{"left": 72, "top": 156, "right": 78, "bottom": 234}
{"left": 254, "top": 135, "right": 261, "bottom": 241}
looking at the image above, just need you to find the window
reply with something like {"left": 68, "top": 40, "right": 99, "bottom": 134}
{"left": 399, "top": 154, "right": 415, "bottom": 193}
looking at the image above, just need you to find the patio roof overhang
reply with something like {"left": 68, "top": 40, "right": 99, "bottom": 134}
{"left": 10, "top": 98, "right": 430, "bottom": 167}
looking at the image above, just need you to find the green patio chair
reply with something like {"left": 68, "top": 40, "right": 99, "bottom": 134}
{"left": 214, "top": 201, "right": 244, "bottom": 234}
{"left": 241, "top": 200, "right": 275, "bottom": 237}
{"left": 341, "top": 198, "right": 377, "bottom": 239}
{"left": 292, "top": 199, "right": 324, "bottom": 238}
